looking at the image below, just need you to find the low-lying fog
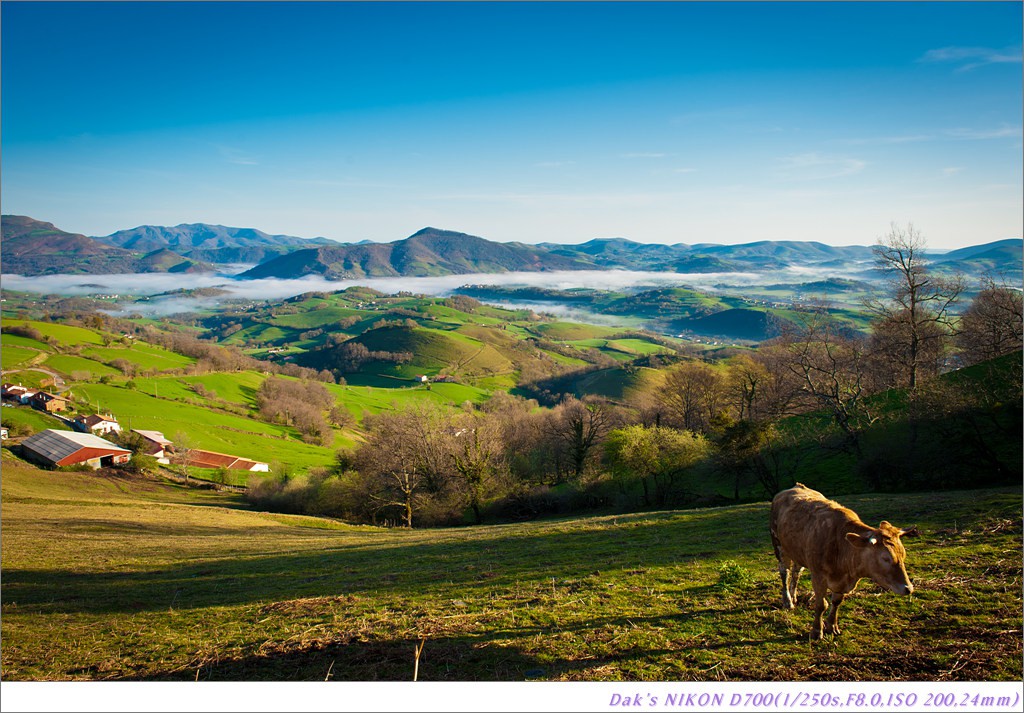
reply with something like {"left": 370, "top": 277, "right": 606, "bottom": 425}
{"left": 3, "top": 263, "right": 878, "bottom": 318}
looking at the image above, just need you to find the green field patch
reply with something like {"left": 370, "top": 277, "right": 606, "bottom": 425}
{"left": 132, "top": 372, "right": 268, "bottom": 410}
{"left": 124, "top": 341, "right": 196, "bottom": 366}
{"left": 1, "top": 334, "right": 52, "bottom": 351}
{"left": 80, "top": 345, "right": 194, "bottom": 372}
{"left": 605, "top": 338, "right": 673, "bottom": 356}
{"left": 269, "top": 306, "right": 364, "bottom": 330}
{"left": 43, "top": 354, "right": 121, "bottom": 378}
{"left": 1, "top": 319, "right": 104, "bottom": 346}
{"left": 533, "top": 322, "right": 617, "bottom": 341}
{"left": 325, "top": 380, "right": 490, "bottom": 419}
{"left": 1, "top": 345, "right": 39, "bottom": 369}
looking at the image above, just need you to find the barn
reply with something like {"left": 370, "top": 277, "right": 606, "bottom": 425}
{"left": 20, "top": 429, "right": 132, "bottom": 470}
{"left": 186, "top": 448, "right": 270, "bottom": 472}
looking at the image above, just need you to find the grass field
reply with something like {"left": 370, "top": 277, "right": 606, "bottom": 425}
{"left": 43, "top": 354, "right": 122, "bottom": 378}
{"left": 1, "top": 333, "right": 53, "bottom": 351}
{"left": 1, "top": 345, "right": 39, "bottom": 369}
{"left": 1, "top": 456, "right": 1019, "bottom": 682}
{"left": 82, "top": 343, "right": 196, "bottom": 371}
{"left": 1, "top": 319, "right": 105, "bottom": 346}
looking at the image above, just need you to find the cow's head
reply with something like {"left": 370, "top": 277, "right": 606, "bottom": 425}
{"left": 845, "top": 521, "right": 918, "bottom": 595}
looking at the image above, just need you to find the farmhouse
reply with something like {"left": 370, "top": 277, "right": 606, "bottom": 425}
{"left": 73, "top": 413, "right": 122, "bottom": 437}
{"left": 20, "top": 429, "right": 132, "bottom": 469}
{"left": 30, "top": 391, "right": 68, "bottom": 413}
{"left": 132, "top": 429, "right": 173, "bottom": 464}
{"left": 185, "top": 448, "right": 270, "bottom": 472}
{"left": 2, "top": 383, "right": 38, "bottom": 404}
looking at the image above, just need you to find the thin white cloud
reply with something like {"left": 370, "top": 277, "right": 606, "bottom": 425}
{"left": 777, "top": 153, "right": 867, "bottom": 180}
{"left": 673, "top": 168, "right": 698, "bottom": 174}
{"left": 216, "top": 145, "right": 260, "bottom": 166}
{"left": 837, "top": 134, "right": 934, "bottom": 146}
{"left": 620, "top": 152, "right": 668, "bottom": 159}
{"left": 944, "top": 125, "right": 1022, "bottom": 141}
{"left": 941, "top": 167, "right": 963, "bottom": 177}
{"left": 919, "top": 46, "right": 1022, "bottom": 72}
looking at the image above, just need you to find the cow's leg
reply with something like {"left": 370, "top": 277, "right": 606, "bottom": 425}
{"left": 824, "top": 591, "right": 847, "bottom": 635}
{"left": 777, "top": 555, "right": 795, "bottom": 609}
{"left": 810, "top": 576, "right": 829, "bottom": 640}
{"left": 788, "top": 565, "right": 803, "bottom": 606}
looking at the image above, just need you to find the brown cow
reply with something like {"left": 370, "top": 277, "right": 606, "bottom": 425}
{"left": 770, "top": 483, "right": 918, "bottom": 639}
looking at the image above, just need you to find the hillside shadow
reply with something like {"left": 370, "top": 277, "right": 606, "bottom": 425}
{"left": 137, "top": 633, "right": 546, "bottom": 681}
{"left": 124, "top": 605, "right": 795, "bottom": 681}
{"left": 1, "top": 512, "right": 774, "bottom": 615}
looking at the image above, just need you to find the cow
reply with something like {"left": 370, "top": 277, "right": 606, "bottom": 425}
{"left": 769, "top": 483, "right": 918, "bottom": 639}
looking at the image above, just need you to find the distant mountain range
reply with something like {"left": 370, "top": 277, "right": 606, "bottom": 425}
{"left": 97, "top": 223, "right": 340, "bottom": 265}
{"left": 237, "top": 227, "right": 591, "bottom": 279}
{"left": 2, "top": 214, "right": 1020, "bottom": 281}
{"left": 0, "top": 216, "right": 212, "bottom": 276}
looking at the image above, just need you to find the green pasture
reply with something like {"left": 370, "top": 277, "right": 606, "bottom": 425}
{"left": 133, "top": 372, "right": 267, "bottom": 409}
{"left": 43, "top": 354, "right": 121, "bottom": 378}
{"left": 533, "top": 322, "right": 617, "bottom": 341}
{"left": 91, "top": 341, "right": 196, "bottom": 368}
{"left": 1, "top": 345, "right": 39, "bottom": 369}
{"left": 268, "top": 306, "right": 363, "bottom": 330}
{"left": 1, "top": 334, "right": 52, "bottom": 351}
{"left": 325, "top": 380, "right": 490, "bottom": 419}
{"left": 1, "top": 461, "right": 1019, "bottom": 682}
{"left": 0, "top": 319, "right": 104, "bottom": 346}
{"left": 605, "top": 338, "right": 673, "bottom": 356}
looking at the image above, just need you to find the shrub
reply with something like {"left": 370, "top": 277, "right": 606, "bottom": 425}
{"left": 716, "top": 560, "right": 753, "bottom": 592}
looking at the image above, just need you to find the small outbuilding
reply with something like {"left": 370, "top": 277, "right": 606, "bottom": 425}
{"left": 186, "top": 448, "right": 270, "bottom": 472}
{"left": 132, "top": 429, "right": 173, "bottom": 464}
{"left": 20, "top": 429, "right": 132, "bottom": 470}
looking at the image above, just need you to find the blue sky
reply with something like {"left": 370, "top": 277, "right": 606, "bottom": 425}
{"left": 2, "top": 1, "right": 1021, "bottom": 249}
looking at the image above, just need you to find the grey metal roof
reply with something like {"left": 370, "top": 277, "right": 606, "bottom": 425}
{"left": 21, "top": 429, "right": 130, "bottom": 463}
{"left": 133, "top": 429, "right": 172, "bottom": 446}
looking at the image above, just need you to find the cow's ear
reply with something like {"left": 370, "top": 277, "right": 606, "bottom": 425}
{"left": 845, "top": 531, "right": 876, "bottom": 547}
{"left": 899, "top": 526, "right": 919, "bottom": 538}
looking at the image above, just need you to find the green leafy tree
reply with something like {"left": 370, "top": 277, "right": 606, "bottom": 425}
{"left": 605, "top": 425, "right": 709, "bottom": 507}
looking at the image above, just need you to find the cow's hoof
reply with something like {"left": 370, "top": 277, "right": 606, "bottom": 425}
{"left": 810, "top": 630, "right": 823, "bottom": 641}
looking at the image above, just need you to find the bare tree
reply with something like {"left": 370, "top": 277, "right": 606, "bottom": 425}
{"left": 547, "top": 396, "right": 613, "bottom": 482}
{"left": 866, "top": 223, "right": 965, "bottom": 389}
{"left": 777, "top": 303, "right": 878, "bottom": 458}
{"left": 354, "top": 403, "right": 457, "bottom": 526}
{"left": 173, "top": 430, "right": 194, "bottom": 483}
{"left": 448, "top": 413, "right": 505, "bottom": 524}
{"left": 956, "top": 279, "right": 1023, "bottom": 367}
